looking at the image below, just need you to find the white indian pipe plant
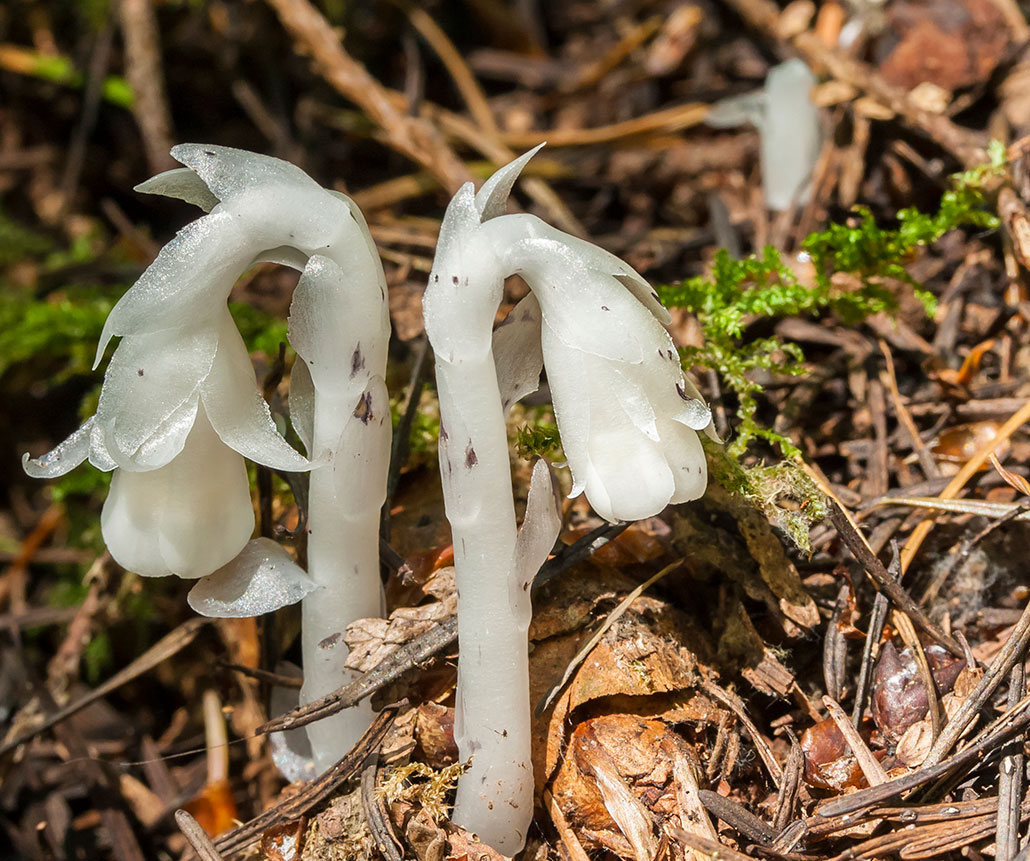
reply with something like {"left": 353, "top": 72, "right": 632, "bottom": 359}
{"left": 422, "top": 147, "right": 714, "bottom": 853}
{"left": 23, "top": 145, "right": 391, "bottom": 771}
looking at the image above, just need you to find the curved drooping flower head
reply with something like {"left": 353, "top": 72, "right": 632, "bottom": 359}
{"left": 24, "top": 145, "right": 387, "bottom": 588}
{"left": 425, "top": 146, "right": 716, "bottom": 523}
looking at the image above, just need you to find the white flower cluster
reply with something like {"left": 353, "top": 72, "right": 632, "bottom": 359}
{"left": 422, "top": 147, "right": 715, "bottom": 852}
{"left": 24, "top": 145, "right": 388, "bottom": 616}
{"left": 25, "top": 145, "right": 714, "bottom": 849}
{"left": 426, "top": 146, "right": 716, "bottom": 525}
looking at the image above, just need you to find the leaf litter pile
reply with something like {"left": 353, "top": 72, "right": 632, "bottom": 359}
{"left": 3, "top": 0, "right": 1030, "bottom": 858}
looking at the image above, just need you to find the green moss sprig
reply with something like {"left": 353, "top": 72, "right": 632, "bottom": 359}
{"left": 659, "top": 149, "right": 1003, "bottom": 458}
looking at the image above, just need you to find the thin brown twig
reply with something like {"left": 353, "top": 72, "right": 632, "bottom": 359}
{"left": 401, "top": 3, "right": 497, "bottom": 136}
{"left": 0, "top": 618, "right": 209, "bottom": 758}
{"left": 721, "top": 0, "right": 987, "bottom": 167}
{"left": 827, "top": 500, "right": 962, "bottom": 656}
{"left": 823, "top": 695, "right": 888, "bottom": 785}
{"left": 879, "top": 339, "right": 939, "bottom": 480}
{"left": 997, "top": 663, "right": 1025, "bottom": 861}
{"left": 361, "top": 751, "right": 404, "bottom": 861}
{"left": 116, "top": 0, "right": 176, "bottom": 173}
{"left": 175, "top": 809, "right": 224, "bottom": 861}
{"left": 215, "top": 705, "right": 398, "bottom": 857}
{"left": 773, "top": 735, "right": 803, "bottom": 834}
{"left": 893, "top": 610, "right": 942, "bottom": 743}
{"left": 701, "top": 679, "right": 783, "bottom": 782}
{"left": 263, "top": 0, "right": 471, "bottom": 192}
{"left": 901, "top": 398, "right": 1030, "bottom": 572}
{"left": 697, "top": 789, "right": 776, "bottom": 845}
{"left": 817, "top": 694, "right": 1030, "bottom": 818}
{"left": 922, "top": 597, "right": 1030, "bottom": 767}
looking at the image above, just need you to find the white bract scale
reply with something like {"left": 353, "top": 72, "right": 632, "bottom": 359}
{"left": 23, "top": 145, "right": 391, "bottom": 770}
{"left": 422, "top": 146, "right": 713, "bottom": 853}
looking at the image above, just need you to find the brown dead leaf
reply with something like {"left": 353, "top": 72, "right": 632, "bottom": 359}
{"left": 800, "top": 717, "right": 886, "bottom": 791}
{"left": 551, "top": 715, "right": 715, "bottom": 860}
{"left": 931, "top": 421, "right": 1009, "bottom": 467}
{"left": 895, "top": 665, "right": 983, "bottom": 767}
{"left": 345, "top": 568, "right": 457, "bottom": 673}
{"left": 878, "top": 0, "right": 1009, "bottom": 92}
{"left": 667, "top": 483, "right": 819, "bottom": 637}
{"left": 415, "top": 703, "right": 459, "bottom": 768}
{"left": 398, "top": 805, "right": 446, "bottom": 861}
{"left": 262, "top": 819, "right": 306, "bottom": 861}
{"left": 445, "top": 823, "right": 508, "bottom": 861}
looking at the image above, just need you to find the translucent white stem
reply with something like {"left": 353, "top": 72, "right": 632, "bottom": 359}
{"left": 300, "top": 390, "right": 383, "bottom": 772}
{"left": 434, "top": 352, "right": 534, "bottom": 853}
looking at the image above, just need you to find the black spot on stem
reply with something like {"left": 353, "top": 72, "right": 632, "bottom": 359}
{"left": 464, "top": 441, "right": 478, "bottom": 469}
{"left": 350, "top": 344, "right": 365, "bottom": 377}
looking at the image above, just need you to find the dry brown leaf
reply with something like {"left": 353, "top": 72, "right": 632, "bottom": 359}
{"left": 551, "top": 716, "right": 715, "bottom": 860}
{"left": 344, "top": 569, "right": 457, "bottom": 673}
{"left": 667, "top": 484, "right": 819, "bottom": 636}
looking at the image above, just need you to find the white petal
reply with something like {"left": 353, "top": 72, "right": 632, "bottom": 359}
{"left": 662, "top": 421, "right": 708, "bottom": 504}
{"left": 512, "top": 459, "right": 561, "bottom": 598}
{"left": 101, "top": 469, "right": 164, "bottom": 576}
{"left": 95, "top": 210, "right": 250, "bottom": 365}
{"left": 493, "top": 294, "right": 543, "bottom": 416}
{"left": 610, "top": 364, "right": 660, "bottom": 441}
{"left": 762, "top": 60, "right": 820, "bottom": 211}
{"left": 539, "top": 327, "right": 593, "bottom": 501}
{"left": 253, "top": 245, "right": 310, "bottom": 269}
{"left": 101, "top": 408, "right": 255, "bottom": 578}
{"left": 288, "top": 255, "right": 382, "bottom": 401}
{"left": 22, "top": 417, "right": 95, "bottom": 478}
{"left": 289, "top": 357, "right": 315, "bottom": 457}
{"left": 331, "top": 376, "right": 392, "bottom": 518}
{"left": 87, "top": 420, "right": 119, "bottom": 472}
{"left": 328, "top": 190, "right": 387, "bottom": 280}
{"left": 96, "top": 324, "right": 217, "bottom": 469}
{"left": 706, "top": 90, "right": 767, "bottom": 129}
{"left": 474, "top": 144, "right": 544, "bottom": 221}
{"left": 171, "top": 144, "right": 319, "bottom": 205}
{"left": 498, "top": 233, "right": 659, "bottom": 362}
{"left": 201, "top": 312, "right": 311, "bottom": 472}
{"left": 536, "top": 225, "right": 670, "bottom": 324}
{"left": 187, "top": 537, "right": 316, "bottom": 617}
{"left": 544, "top": 328, "right": 676, "bottom": 523}
{"left": 586, "top": 425, "right": 674, "bottom": 523}
{"left": 134, "top": 167, "right": 220, "bottom": 212}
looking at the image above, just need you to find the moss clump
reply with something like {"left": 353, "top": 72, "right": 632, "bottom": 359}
{"left": 514, "top": 419, "right": 563, "bottom": 461}
{"left": 659, "top": 148, "right": 1003, "bottom": 458}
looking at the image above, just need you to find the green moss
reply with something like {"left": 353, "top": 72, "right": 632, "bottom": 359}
{"left": 704, "top": 440, "right": 826, "bottom": 552}
{"left": 0, "top": 288, "right": 114, "bottom": 381}
{"left": 659, "top": 152, "right": 1002, "bottom": 459}
{"left": 514, "top": 420, "right": 563, "bottom": 461}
